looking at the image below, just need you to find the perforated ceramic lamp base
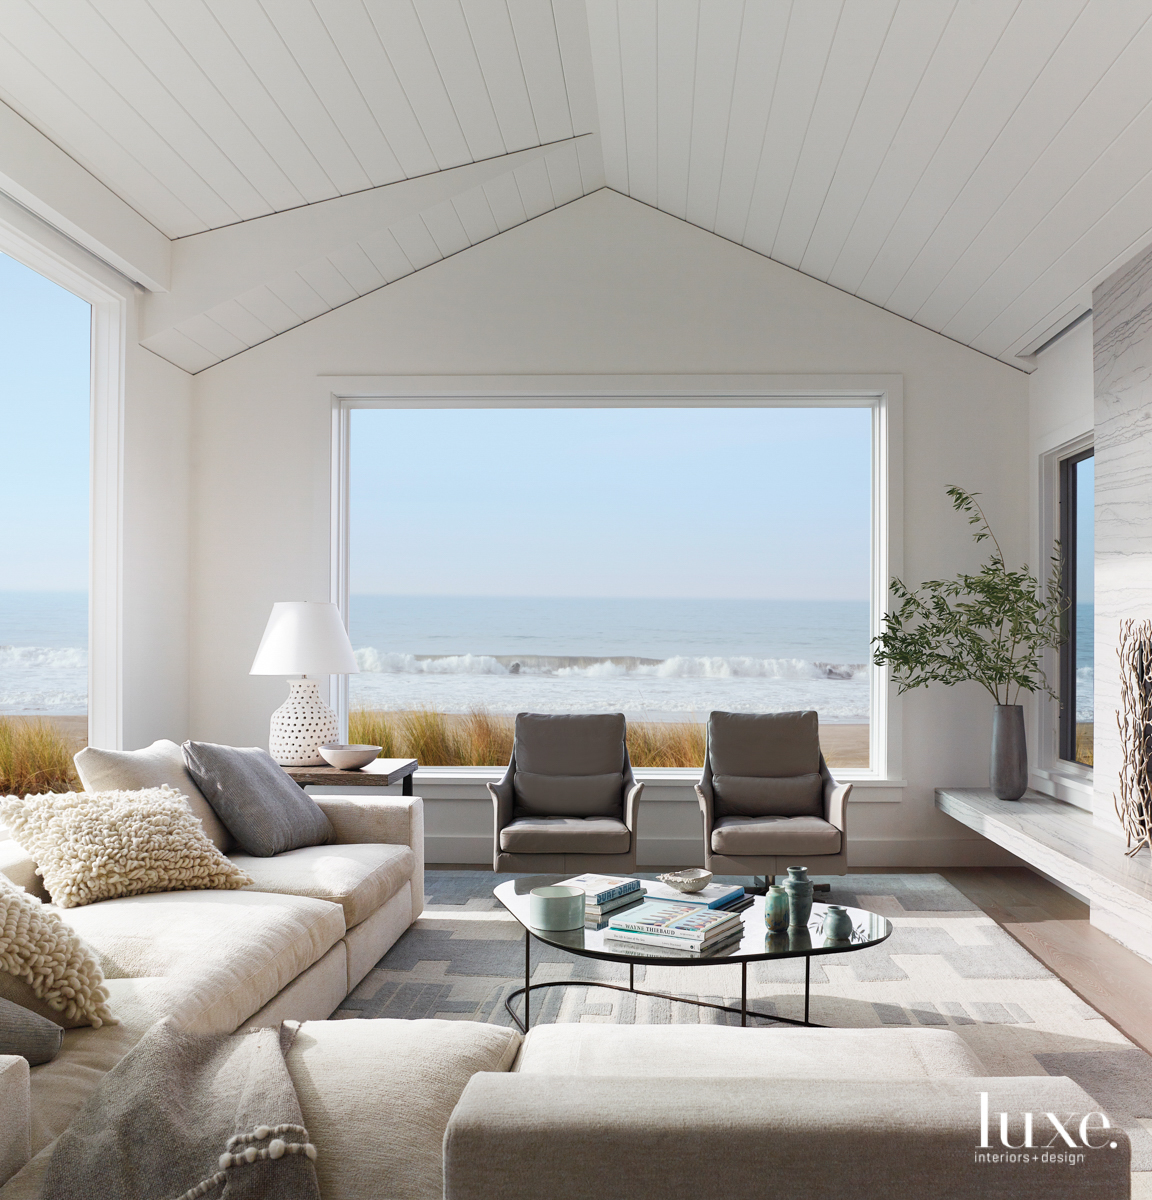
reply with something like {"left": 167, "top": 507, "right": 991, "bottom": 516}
{"left": 269, "top": 678, "right": 339, "bottom": 766}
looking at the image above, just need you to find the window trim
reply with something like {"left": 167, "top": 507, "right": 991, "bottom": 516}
{"left": 324, "top": 373, "right": 904, "bottom": 786}
{"left": 1058, "top": 446, "right": 1094, "bottom": 766}
{"left": 0, "top": 193, "right": 129, "bottom": 750}
{"left": 1033, "top": 431, "right": 1094, "bottom": 806}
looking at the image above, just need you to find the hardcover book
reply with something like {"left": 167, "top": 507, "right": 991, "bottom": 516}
{"left": 607, "top": 900, "right": 742, "bottom": 941}
{"left": 558, "top": 873, "right": 642, "bottom": 906}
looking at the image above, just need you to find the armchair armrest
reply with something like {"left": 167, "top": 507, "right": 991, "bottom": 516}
{"left": 824, "top": 778, "right": 851, "bottom": 834}
{"left": 313, "top": 796, "right": 424, "bottom": 920}
{"left": 444, "top": 1074, "right": 1130, "bottom": 1200}
{"left": 623, "top": 781, "right": 643, "bottom": 840}
{"left": 0, "top": 1055, "right": 30, "bottom": 1188}
{"left": 487, "top": 763, "right": 515, "bottom": 839}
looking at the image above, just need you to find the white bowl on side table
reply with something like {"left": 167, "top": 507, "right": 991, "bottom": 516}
{"left": 318, "top": 745, "right": 382, "bottom": 770}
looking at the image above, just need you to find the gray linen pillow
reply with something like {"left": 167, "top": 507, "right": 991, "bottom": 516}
{"left": 0, "top": 996, "right": 63, "bottom": 1065}
{"left": 181, "top": 742, "right": 333, "bottom": 857}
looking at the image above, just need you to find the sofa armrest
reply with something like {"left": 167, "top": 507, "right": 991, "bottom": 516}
{"left": 314, "top": 796, "right": 424, "bottom": 920}
{"left": 444, "top": 1074, "right": 1130, "bottom": 1200}
{"left": 0, "top": 1055, "right": 30, "bottom": 1188}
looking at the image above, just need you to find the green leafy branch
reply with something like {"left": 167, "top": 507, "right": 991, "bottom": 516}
{"left": 872, "top": 487, "right": 1067, "bottom": 706}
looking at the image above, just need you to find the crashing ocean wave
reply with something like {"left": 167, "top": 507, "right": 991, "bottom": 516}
{"left": 0, "top": 645, "right": 88, "bottom": 714}
{"left": 354, "top": 648, "right": 867, "bottom": 682}
{"left": 0, "top": 644, "right": 86, "bottom": 669}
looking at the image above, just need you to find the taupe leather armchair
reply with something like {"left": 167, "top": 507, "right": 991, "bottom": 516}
{"left": 695, "top": 710, "right": 849, "bottom": 881}
{"left": 487, "top": 713, "right": 643, "bottom": 873}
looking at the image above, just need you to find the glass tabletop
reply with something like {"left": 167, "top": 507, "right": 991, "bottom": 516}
{"left": 493, "top": 876, "right": 891, "bottom": 965}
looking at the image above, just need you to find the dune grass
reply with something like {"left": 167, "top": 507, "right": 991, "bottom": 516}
{"left": 350, "top": 708, "right": 707, "bottom": 769}
{"left": 0, "top": 717, "right": 82, "bottom": 796}
{"left": 1075, "top": 723, "right": 1094, "bottom": 768}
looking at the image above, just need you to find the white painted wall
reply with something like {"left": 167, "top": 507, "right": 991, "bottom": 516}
{"left": 188, "top": 189, "right": 1029, "bottom": 867}
{"left": 1026, "top": 318, "right": 1094, "bottom": 808}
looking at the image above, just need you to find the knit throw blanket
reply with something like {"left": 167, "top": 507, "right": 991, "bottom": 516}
{"left": 42, "top": 1018, "right": 320, "bottom": 1200}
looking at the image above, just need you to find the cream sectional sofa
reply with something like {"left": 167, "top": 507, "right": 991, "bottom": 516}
{"left": 0, "top": 789, "right": 423, "bottom": 1190}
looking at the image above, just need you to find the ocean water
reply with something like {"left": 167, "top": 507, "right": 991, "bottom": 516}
{"left": 349, "top": 596, "right": 872, "bottom": 723}
{"left": 0, "top": 591, "right": 87, "bottom": 714}
{"left": 0, "top": 592, "right": 1096, "bottom": 723}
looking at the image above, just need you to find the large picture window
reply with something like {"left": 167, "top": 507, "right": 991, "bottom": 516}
{"left": 344, "top": 403, "right": 875, "bottom": 770}
{"left": 1059, "top": 448, "right": 1094, "bottom": 766}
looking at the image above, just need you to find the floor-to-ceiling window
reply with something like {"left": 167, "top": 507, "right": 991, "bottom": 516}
{"left": 0, "top": 252, "right": 91, "bottom": 761}
{"left": 347, "top": 404, "right": 873, "bottom": 768}
{"left": 1059, "top": 448, "right": 1094, "bottom": 766}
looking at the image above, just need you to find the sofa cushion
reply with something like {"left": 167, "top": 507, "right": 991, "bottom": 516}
{"left": 182, "top": 742, "right": 333, "bottom": 857}
{"left": 287, "top": 1018, "right": 521, "bottom": 1200}
{"left": 708, "top": 710, "right": 821, "bottom": 778}
{"left": 0, "top": 788, "right": 253, "bottom": 909}
{"left": 0, "top": 874, "right": 114, "bottom": 1029}
{"left": 74, "top": 739, "right": 232, "bottom": 852}
{"left": 230, "top": 843, "right": 414, "bottom": 929}
{"left": 0, "top": 997, "right": 62, "bottom": 1065}
{"left": 513, "top": 770, "right": 623, "bottom": 818}
{"left": 515, "top": 1024, "right": 987, "bottom": 1079}
{"left": 0, "top": 838, "right": 47, "bottom": 901}
{"left": 57, "top": 889, "right": 345, "bottom": 1034}
{"left": 499, "top": 817, "right": 630, "bottom": 855}
{"left": 513, "top": 713, "right": 626, "bottom": 776}
{"left": 712, "top": 772, "right": 823, "bottom": 817}
{"left": 711, "top": 814, "right": 841, "bottom": 856}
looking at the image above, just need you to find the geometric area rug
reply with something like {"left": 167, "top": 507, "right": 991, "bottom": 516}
{"left": 334, "top": 871, "right": 1152, "bottom": 1173}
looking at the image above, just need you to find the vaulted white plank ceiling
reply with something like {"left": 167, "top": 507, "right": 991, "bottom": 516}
{"left": 2, "top": 0, "right": 1151, "bottom": 372}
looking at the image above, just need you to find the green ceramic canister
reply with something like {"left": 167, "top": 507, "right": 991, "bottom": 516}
{"left": 765, "top": 885, "right": 789, "bottom": 933}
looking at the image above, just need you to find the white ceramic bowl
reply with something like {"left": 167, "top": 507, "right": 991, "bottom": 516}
{"left": 318, "top": 744, "right": 382, "bottom": 770}
{"left": 658, "top": 868, "right": 714, "bottom": 893}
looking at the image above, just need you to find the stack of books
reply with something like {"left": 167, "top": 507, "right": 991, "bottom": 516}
{"left": 605, "top": 900, "right": 745, "bottom": 954}
{"left": 559, "top": 873, "right": 647, "bottom": 921}
{"left": 640, "top": 879, "right": 747, "bottom": 910}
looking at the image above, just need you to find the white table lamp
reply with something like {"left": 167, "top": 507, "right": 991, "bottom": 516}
{"left": 250, "top": 601, "right": 360, "bottom": 766}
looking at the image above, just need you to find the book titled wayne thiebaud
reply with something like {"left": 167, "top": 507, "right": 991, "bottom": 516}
{"left": 606, "top": 900, "right": 743, "bottom": 953}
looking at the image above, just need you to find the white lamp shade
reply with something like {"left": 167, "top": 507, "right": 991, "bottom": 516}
{"left": 250, "top": 601, "right": 360, "bottom": 676}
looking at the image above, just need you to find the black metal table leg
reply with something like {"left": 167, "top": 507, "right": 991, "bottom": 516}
{"left": 741, "top": 961, "right": 747, "bottom": 1027}
{"left": 804, "top": 956, "right": 811, "bottom": 1025}
{"left": 524, "top": 931, "right": 531, "bottom": 1032}
{"left": 402, "top": 773, "right": 413, "bottom": 796}
{"left": 629, "top": 963, "right": 634, "bottom": 991}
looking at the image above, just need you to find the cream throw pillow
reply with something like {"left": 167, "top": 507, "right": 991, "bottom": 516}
{"left": 0, "top": 787, "right": 253, "bottom": 910}
{"left": 0, "top": 873, "right": 114, "bottom": 1028}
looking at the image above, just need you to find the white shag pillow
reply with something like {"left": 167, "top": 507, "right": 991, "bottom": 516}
{"left": 0, "top": 873, "right": 115, "bottom": 1027}
{"left": 0, "top": 786, "right": 254, "bottom": 910}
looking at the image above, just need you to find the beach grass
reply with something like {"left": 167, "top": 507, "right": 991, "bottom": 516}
{"left": 0, "top": 717, "right": 82, "bottom": 796}
{"left": 1075, "top": 723, "right": 1094, "bottom": 767}
{"left": 350, "top": 709, "right": 867, "bottom": 769}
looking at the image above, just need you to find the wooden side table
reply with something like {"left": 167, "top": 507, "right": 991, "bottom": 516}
{"left": 283, "top": 757, "right": 419, "bottom": 795}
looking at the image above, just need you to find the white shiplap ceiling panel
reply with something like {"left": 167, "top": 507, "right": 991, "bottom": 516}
{"left": 4, "top": 0, "right": 1152, "bottom": 372}
{"left": 587, "top": 0, "right": 1152, "bottom": 366}
{"left": 0, "top": 0, "right": 593, "bottom": 237}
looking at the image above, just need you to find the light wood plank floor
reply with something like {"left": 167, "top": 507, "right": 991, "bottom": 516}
{"left": 938, "top": 866, "right": 1152, "bottom": 1056}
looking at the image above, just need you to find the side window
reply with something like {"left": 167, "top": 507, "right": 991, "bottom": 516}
{"left": 1058, "top": 449, "right": 1093, "bottom": 766}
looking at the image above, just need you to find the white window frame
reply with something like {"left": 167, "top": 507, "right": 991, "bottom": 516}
{"left": 1032, "top": 430, "right": 1094, "bottom": 808}
{"left": 325, "top": 373, "right": 905, "bottom": 787}
{"left": 0, "top": 194, "right": 129, "bottom": 749}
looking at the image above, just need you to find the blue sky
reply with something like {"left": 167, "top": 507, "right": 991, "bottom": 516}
{"left": 0, "top": 252, "right": 90, "bottom": 591}
{"left": 351, "top": 406, "right": 873, "bottom": 600}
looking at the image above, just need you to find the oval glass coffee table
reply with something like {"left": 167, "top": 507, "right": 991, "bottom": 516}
{"left": 494, "top": 877, "right": 892, "bottom": 1032}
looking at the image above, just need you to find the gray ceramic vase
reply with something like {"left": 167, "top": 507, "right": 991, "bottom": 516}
{"left": 823, "top": 904, "right": 854, "bottom": 941}
{"left": 990, "top": 704, "right": 1028, "bottom": 801}
{"left": 765, "top": 885, "right": 789, "bottom": 933}
{"left": 783, "top": 866, "right": 813, "bottom": 928}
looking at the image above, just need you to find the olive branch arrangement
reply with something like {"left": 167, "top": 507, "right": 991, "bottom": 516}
{"left": 871, "top": 487, "right": 1067, "bottom": 705}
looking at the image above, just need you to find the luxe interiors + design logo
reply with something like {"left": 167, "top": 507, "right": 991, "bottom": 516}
{"left": 975, "top": 1092, "right": 1119, "bottom": 1167}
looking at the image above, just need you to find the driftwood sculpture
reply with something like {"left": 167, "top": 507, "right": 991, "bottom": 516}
{"left": 1116, "top": 618, "right": 1152, "bottom": 857}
